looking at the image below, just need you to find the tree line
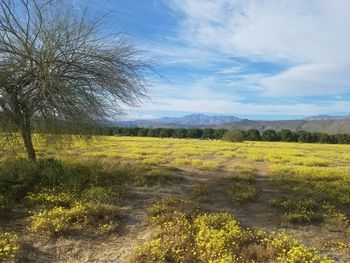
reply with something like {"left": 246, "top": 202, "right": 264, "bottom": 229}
{"left": 95, "top": 127, "right": 350, "bottom": 144}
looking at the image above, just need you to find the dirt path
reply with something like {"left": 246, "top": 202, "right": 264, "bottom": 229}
{"left": 178, "top": 167, "right": 282, "bottom": 229}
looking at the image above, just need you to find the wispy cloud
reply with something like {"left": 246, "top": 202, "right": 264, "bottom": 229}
{"left": 138, "top": 97, "right": 350, "bottom": 117}
{"left": 166, "top": 0, "right": 350, "bottom": 97}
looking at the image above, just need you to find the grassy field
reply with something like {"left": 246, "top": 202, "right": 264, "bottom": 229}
{"left": 0, "top": 136, "right": 350, "bottom": 262}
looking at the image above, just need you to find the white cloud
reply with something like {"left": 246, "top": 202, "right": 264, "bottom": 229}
{"left": 123, "top": 77, "right": 350, "bottom": 118}
{"left": 261, "top": 63, "right": 350, "bottom": 97}
{"left": 167, "top": 0, "right": 350, "bottom": 97}
{"left": 139, "top": 97, "right": 350, "bottom": 117}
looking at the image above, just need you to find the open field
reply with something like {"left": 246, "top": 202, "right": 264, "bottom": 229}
{"left": 1, "top": 136, "right": 350, "bottom": 262}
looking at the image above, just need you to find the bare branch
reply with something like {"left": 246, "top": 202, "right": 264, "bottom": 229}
{"left": 0, "top": 0, "right": 152, "bottom": 159}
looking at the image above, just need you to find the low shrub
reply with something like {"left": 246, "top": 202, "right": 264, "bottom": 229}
{"left": 270, "top": 198, "right": 323, "bottom": 224}
{"left": 323, "top": 239, "right": 350, "bottom": 251}
{"left": 82, "top": 187, "right": 119, "bottom": 204}
{"left": 25, "top": 188, "right": 77, "bottom": 208}
{"left": 191, "top": 185, "right": 212, "bottom": 202}
{"left": 193, "top": 213, "right": 242, "bottom": 262}
{"left": 322, "top": 203, "right": 349, "bottom": 232}
{"left": 0, "top": 232, "right": 21, "bottom": 262}
{"left": 29, "top": 202, "right": 119, "bottom": 235}
{"left": 84, "top": 203, "right": 120, "bottom": 228}
{"left": 226, "top": 182, "right": 257, "bottom": 204}
{"left": 133, "top": 208, "right": 333, "bottom": 262}
{"left": 147, "top": 198, "right": 199, "bottom": 224}
{"left": 225, "top": 172, "right": 257, "bottom": 204}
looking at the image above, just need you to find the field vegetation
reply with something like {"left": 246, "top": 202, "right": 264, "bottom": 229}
{"left": 0, "top": 136, "right": 350, "bottom": 262}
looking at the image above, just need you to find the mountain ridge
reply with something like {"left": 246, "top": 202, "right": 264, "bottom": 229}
{"left": 115, "top": 114, "right": 350, "bottom": 134}
{"left": 117, "top": 113, "right": 242, "bottom": 127}
{"left": 304, "top": 115, "right": 350, "bottom": 121}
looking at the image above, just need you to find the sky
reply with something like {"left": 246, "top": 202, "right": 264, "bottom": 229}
{"left": 81, "top": 0, "right": 350, "bottom": 120}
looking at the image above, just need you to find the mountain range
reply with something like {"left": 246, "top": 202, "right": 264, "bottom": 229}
{"left": 118, "top": 114, "right": 242, "bottom": 127}
{"left": 115, "top": 114, "right": 350, "bottom": 134}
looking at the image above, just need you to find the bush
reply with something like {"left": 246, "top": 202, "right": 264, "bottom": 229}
{"left": 147, "top": 198, "right": 199, "bottom": 224}
{"left": 29, "top": 202, "right": 119, "bottom": 235}
{"left": 29, "top": 206, "right": 77, "bottom": 235}
{"left": 226, "top": 182, "right": 257, "bottom": 204}
{"left": 133, "top": 208, "right": 333, "bottom": 263}
{"left": 0, "top": 232, "right": 21, "bottom": 262}
{"left": 270, "top": 198, "right": 323, "bottom": 224}
{"left": 191, "top": 185, "right": 212, "bottom": 202}
{"left": 25, "top": 188, "right": 77, "bottom": 208}
{"left": 194, "top": 213, "right": 241, "bottom": 262}
{"left": 84, "top": 203, "right": 119, "bottom": 228}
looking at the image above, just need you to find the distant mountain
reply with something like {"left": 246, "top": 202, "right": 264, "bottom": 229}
{"left": 117, "top": 114, "right": 241, "bottom": 127}
{"left": 305, "top": 115, "right": 350, "bottom": 121}
{"left": 114, "top": 113, "right": 350, "bottom": 134}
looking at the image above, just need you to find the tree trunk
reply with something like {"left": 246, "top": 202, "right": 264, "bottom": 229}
{"left": 10, "top": 94, "right": 36, "bottom": 160}
{"left": 20, "top": 118, "right": 36, "bottom": 160}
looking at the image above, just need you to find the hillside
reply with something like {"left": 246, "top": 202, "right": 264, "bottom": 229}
{"left": 217, "top": 119, "right": 350, "bottom": 134}
{"left": 305, "top": 115, "right": 350, "bottom": 120}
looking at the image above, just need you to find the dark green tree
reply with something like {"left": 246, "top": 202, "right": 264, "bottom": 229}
{"left": 334, "top": 134, "right": 350, "bottom": 144}
{"left": 137, "top": 128, "right": 149, "bottom": 137}
{"left": 246, "top": 129, "right": 261, "bottom": 141}
{"left": 202, "top": 129, "right": 215, "bottom": 140}
{"left": 262, "top": 129, "right": 279, "bottom": 141}
{"left": 296, "top": 130, "right": 313, "bottom": 143}
{"left": 318, "top": 133, "right": 334, "bottom": 144}
{"left": 159, "top": 128, "right": 174, "bottom": 138}
{"left": 222, "top": 130, "right": 246, "bottom": 142}
{"left": 214, "top": 129, "right": 228, "bottom": 139}
{"left": 187, "top": 128, "right": 203, "bottom": 138}
{"left": 147, "top": 128, "right": 158, "bottom": 137}
{"left": 278, "top": 129, "right": 297, "bottom": 142}
{"left": 174, "top": 128, "right": 188, "bottom": 138}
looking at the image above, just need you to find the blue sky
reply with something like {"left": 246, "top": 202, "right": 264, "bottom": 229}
{"left": 81, "top": 0, "right": 350, "bottom": 120}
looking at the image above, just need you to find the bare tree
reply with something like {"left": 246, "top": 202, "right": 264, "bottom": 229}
{"left": 0, "top": 0, "right": 150, "bottom": 160}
